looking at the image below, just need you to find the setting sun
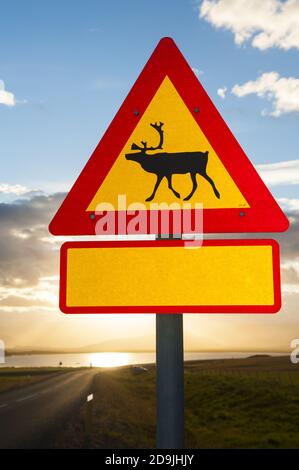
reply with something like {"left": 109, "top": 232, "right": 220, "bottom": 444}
{"left": 89, "top": 352, "right": 131, "bottom": 368}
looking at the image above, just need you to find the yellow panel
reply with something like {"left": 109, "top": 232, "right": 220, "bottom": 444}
{"left": 65, "top": 245, "right": 274, "bottom": 307}
{"left": 87, "top": 76, "right": 249, "bottom": 211}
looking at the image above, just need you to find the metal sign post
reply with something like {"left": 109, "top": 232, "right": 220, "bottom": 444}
{"left": 156, "top": 314, "right": 184, "bottom": 449}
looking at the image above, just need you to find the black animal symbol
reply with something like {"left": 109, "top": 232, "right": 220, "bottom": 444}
{"left": 125, "top": 122, "right": 220, "bottom": 202}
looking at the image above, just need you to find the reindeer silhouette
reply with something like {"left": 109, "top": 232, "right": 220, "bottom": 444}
{"left": 125, "top": 122, "right": 220, "bottom": 202}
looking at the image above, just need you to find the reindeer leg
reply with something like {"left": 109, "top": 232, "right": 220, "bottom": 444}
{"left": 202, "top": 173, "right": 220, "bottom": 199}
{"left": 184, "top": 173, "right": 198, "bottom": 201}
{"left": 146, "top": 175, "right": 163, "bottom": 202}
{"left": 166, "top": 175, "right": 180, "bottom": 199}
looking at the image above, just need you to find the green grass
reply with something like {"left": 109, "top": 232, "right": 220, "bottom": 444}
{"left": 184, "top": 369, "right": 299, "bottom": 448}
{"left": 53, "top": 357, "right": 299, "bottom": 449}
{"left": 0, "top": 367, "right": 75, "bottom": 393}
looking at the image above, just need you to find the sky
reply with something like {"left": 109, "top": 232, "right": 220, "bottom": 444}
{"left": 0, "top": 0, "right": 298, "bottom": 353}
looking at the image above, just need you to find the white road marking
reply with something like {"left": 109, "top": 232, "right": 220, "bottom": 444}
{"left": 0, "top": 403, "right": 8, "bottom": 409}
{"left": 16, "top": 393, "right": 39, "bottom": 403}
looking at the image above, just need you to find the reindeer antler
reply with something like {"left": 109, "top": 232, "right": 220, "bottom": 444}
{"left": 131, "top": 122, "right": 164, "bottom": 152}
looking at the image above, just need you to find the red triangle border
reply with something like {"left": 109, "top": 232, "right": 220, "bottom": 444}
{"left": 49, "top": 37, "right": 289, "bottom": 235}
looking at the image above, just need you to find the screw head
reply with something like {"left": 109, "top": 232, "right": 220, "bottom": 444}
{"left": 89, "top": 213, "right": 96, "bottom": 220}
{"left": 239, "top": 211, "right": 246, "bottom": 217}
{"left": 194, "top": 107, "right": 199, "bottom": 113}
{"left": 133, "top": 110, "right": 139, "bottom": 116}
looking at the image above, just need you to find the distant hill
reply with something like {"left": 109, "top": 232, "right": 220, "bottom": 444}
{"left": 6, "top": 337, "right": 288, "bottom": 357}
{"left": 6, "top": 332, "right": 225, "bottom": 355}
{"left": 6, "top": 336, "right": 155, "bottom": 355}
{"left": 77, "top": 335, "right": 156, "bottom": 353}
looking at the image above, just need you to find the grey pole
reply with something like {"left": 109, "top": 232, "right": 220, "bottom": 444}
{"left": 156, "top": 313, "right": 184, "bottom": 449}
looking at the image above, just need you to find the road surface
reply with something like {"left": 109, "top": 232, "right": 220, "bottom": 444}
{"left": 0, "top": 369, "right": 98, "bottom": 448}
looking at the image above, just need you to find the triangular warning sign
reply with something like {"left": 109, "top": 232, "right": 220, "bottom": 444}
{"left": 49, "top": 37, "right": 289, "bottom": 235}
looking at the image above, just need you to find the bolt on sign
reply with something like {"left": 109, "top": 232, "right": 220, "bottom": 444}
{"left": 49, "top": 37, "right": 288, "bottom": 314}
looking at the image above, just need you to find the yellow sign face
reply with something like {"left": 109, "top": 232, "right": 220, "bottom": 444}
{"left": 87, "top": 77, "right": 249, "bottom": 211}
{"left": 60, "top": 240, "right": 280, "bottom": 313}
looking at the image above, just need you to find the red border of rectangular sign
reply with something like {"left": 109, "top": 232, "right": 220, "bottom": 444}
{"left": 59, "top": 239, "right": 281, "bottom": 314}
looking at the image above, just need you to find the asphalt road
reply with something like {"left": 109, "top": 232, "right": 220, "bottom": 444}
{"left": 0, "top": 369, "right": 98, "bottom": 449}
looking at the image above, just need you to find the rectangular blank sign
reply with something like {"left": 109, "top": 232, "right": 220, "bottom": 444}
{"left": 60, "top": 239, "right": 281, "bottom": 314}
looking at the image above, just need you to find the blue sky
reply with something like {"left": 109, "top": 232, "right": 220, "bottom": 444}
{"left": 0, "top": 1, "right": 298, "bottom": 352}
{"left": 0, "top": 0, "right": 298, "bottom": 199}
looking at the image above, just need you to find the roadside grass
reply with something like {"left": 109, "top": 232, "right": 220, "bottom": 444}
{"left": 184, "top": 369, "right": 299, "bottom": 448}
{"left": 53, "top": 357, "right": 299, "bottom": 449}
{"left": 0, "top": 367, "right": 75, "bottom": 393}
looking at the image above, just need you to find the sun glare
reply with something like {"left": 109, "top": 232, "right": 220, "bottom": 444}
{"left": 89, "top": 352, "right": 130, "bottom": 368}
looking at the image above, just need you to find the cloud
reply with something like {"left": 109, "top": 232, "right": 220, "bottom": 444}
{"left": 0, "top": 193, "right": 64, "bottom": 290}
{"left": 0, "top": 191, "right": 298, "bottom": 353}
{"left": 0, "top": 183, "right": 32, "bottom": 196}
{"left": 199, "top": 0, "right": 299, "bottom": 51}
{"left": 192, "top": 67, "right": 204, "bottom": 77}
{"left": 256, "top": 160, "right": 299, "bottom": 186}
{"left": 275, "top": 210, "right": 299, "bottom": 260}
{"left": 0, "top": 274, "right": 59, "bottom": 308}
{"left": 0, "top": 79, "right": 16, "bottom": 107}
{"left": 231, "top": 72, "right": 299, "bottom": 116}
{"left": 281, "top": 259, "right": 299, "bottom": 291}
{"left": 278, "top": 198, "right": 299, "bottom": 213}
{"left": 217, "top": 86, "right": 227, "bottom": 99}
{"left": 0, "top": 190, "right": 297, "bottom": 304}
